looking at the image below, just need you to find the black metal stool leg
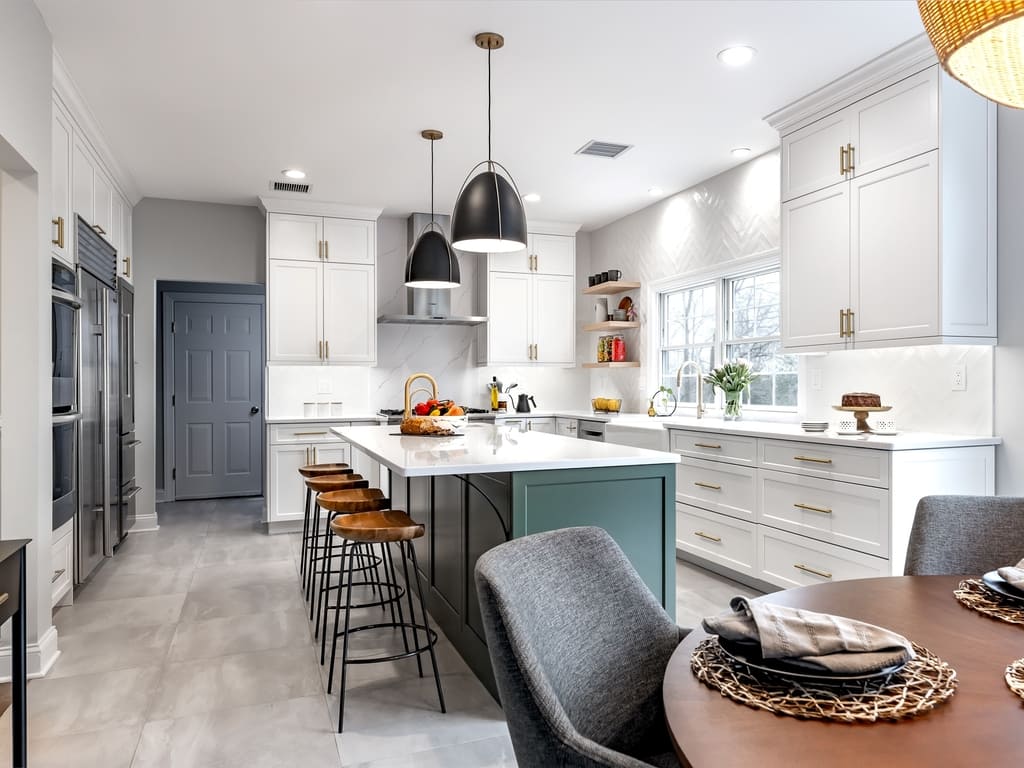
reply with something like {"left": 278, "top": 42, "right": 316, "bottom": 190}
{"left": 306, "top": 501, "right": 322, "bottom": 604}
{"left": 381, "top": 542, "right": 411, "bottom": 656}
{"left": 398, "top": 540, "right": 425, "bottom": 678}
{"left": 338, "top": 537, "right": 357, "bottom": 733}
{"left": 300, "top": 486, "right": 312, "bottom": 581}
{"left": 327, "top": 539, "right": 349, "bottom": 694}
{"left": 315, "top": 515, "right": 336, "bottom": 640}
{"left": 405, "top": 541, "right": 445, "bottom": 713}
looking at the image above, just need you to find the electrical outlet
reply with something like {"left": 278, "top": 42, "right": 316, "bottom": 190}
{"left": 317, "top": 378, "right": 331, "bottom": 394}
{"left": 810, "top": 368, "right": 822, "bottom": 391}
{"left": 951, "top": 363, "right": 966, "bottom": 391}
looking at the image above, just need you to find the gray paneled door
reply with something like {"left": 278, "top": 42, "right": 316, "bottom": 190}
{"left": 173, "top": 301, "right": 263, "bottom": 499}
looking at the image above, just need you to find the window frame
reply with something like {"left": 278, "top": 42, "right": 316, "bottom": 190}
{"left": 648, "top": 251, "right": 797, "bottom": 414}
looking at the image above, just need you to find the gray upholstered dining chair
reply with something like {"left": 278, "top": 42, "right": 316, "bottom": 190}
{"left": 474, "top": 526, "right": 689, "bottom": 768}
{"left": 904, "top": 495, "right": 1024, "bottom": 575}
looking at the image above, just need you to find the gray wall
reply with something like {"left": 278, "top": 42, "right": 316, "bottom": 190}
{"left": 133, "top": 199, "right": 265, "bottom": 516}
{"left": 994, "top": 108, "right": 1024, "bottom": 494}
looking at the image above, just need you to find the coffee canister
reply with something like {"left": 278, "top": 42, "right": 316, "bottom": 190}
{"left": 594, "top": 298, "right": 609, "bottom": 323}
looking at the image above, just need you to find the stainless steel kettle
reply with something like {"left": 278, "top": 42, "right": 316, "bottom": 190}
{"left": 515, "top": 394, "right": 536, "bottom": 413}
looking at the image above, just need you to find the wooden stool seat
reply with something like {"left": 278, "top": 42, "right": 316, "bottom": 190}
{"left": 317, "top": 488, "right": 390, "bottom": 514}
{"left": 299, "top": 463, "right": 352, "bottom": 479}
{"left": 330, "top": 510, "right": 424, "bottom": 543}
{"left": 305, "top": 474, "right": 368, "bottom": 493}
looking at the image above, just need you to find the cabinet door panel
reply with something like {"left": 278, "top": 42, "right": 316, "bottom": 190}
{"left": 530, "top": 233, "right": 574, "bottom": 276}
{"left": 781, "top": 112, "right": 851, "bottom": 202}
{"left": 781, "top": 184, "right": 850, "bottom": 350}
{"left": 487, "top": 272, "right": 532, "bottom": 363}
{"left": 533, "top": 274, "right": 574, "bottom": 364}
{"left": 120, "top": 198, "right": 133, "bottom": 282}
{"left": 312, "top": 443, "right": 350, "bottom": 467}
{"left": 268, "top": 213, "right": 322, "bottom": 262}
{"left": 323, "top": 262, "right": 376, "bottom": 363}
{"left": 488, "top": 248, "right": 532, "bottom": 274}
{"left": 323, "top": 217, "right": 374, "bottom": 264}
{"left": 72, "top": 135, "right": 95, "bottom": 223}
{"left": 851, "top": 152, "right": 939, "bottom": 343}
{"left": 93, "top": 169, "right": 113, "bottom": 243}
{"left": 269, "top": 444, "right": 309, "bottom": 522}
{"left": 853, "top": 67, "right": 938, "bottom": 178}
{"left": 267, "top": 260, "right": 322, "bottom": 362}
{"left": 52, "top": 107, "right": 73, "bottom": 262}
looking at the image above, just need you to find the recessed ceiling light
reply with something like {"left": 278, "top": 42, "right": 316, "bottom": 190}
{"left": 648, "top": 187, "right": 664, "bottom": 197}
{"left": 282, "top": 169, "right": 306, "bottom": 180}
{"left": 522, "top": 193, "right": 541, "bottom": 203}
{"left": 731, "top": 147, "right": 752, "bottom": 158}
{"left": 717, "top": 45, "right": 756, "bottom": 67}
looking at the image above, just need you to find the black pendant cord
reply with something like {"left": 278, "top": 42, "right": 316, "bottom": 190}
{"left": 429, "top": 137, "right": 435, "bottom": 225}
{"left": 487, "top": 46, "right": 492, "bottom": 170}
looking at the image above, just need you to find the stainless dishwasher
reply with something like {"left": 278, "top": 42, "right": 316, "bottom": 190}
{"left": 576, "top": 419, "right": 606, "bottom": 442}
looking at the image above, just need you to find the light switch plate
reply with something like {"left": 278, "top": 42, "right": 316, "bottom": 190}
{"left": 317, "top": 378, "right": 331, "bottom": 394}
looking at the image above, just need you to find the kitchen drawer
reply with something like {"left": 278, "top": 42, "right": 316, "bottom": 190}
{"left": 758, "top": 439, "right": 890, "bottom": 488}
{"left": 670, "top": 429, "right": 756, "bottom": 466}
{"left": 269, "top": 422, "right": 348, "bottom": 444}
{"left": 676, "top": 457, "right": 756, "bottom": 521}
{"left": 758, "top": 470, "right": 890, "bottom": 557}
{"left": 51, "top": 528, "right": 73, "bottom": 606}
{"left": 676, "top": 503, "right": 757, "bottom": 578}
{"left": 758, "top": 527, "right": 890, "bottom": 589}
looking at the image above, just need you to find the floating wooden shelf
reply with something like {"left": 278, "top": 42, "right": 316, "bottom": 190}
{"left": 581, "top": 320, "right": 641, "bottom": 332}
{"left": 582, "top": 281, "right": 641, "bottom": 295}
{"left": 582, "top": 361, "right": 641, "bottom": 369}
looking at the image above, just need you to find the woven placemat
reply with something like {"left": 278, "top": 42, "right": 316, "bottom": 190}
{"left": 1007, "top": 659, "right": 1024, "bottom": 702}
{"left": 690, "top": 638, "right": 957, "bottom": 722}
{"left": 954, "top": 579, "right": 1024, "bottom": 626}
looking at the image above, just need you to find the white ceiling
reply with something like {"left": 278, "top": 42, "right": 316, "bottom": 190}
{"left": 34, "top": 0, "right": 926, "bottom": 230}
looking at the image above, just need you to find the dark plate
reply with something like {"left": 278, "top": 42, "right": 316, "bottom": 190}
{"left": 716, "top": 636, "right": 907, "bottom": 684}
{"left": 981, "top": 571, "right": 1024, "bottom": 603}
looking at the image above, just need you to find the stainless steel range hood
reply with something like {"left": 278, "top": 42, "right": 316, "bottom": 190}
{"left": 377, "top": 213, "right": 488, "bottom": 326}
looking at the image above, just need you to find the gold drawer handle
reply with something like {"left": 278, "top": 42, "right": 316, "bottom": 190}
{"left": 0, "top": 592, "right": 9, "bottom": 606}
{"left": 793, "top": 502, "right": 832, "bottom": 515}
{"left": 51, "top": 569, "right": 66, "bottom": 584}
{"left": 694, "top": 442, "right": 721, "bottom": 449}
{"left": 294, "top": 431, "right": 328, "bottom": 436}
{"left": 694, "top": 481, "right": 722, "bottom": 491}
{"left": 92, "top": 224, "right": 106, "bottom": 235}
{"left": 794, "top": 563, "right": 833, "bottom": 579}
{"left": 52, "top": 216, "right": 65, "bottom": 248}
{"left": 694, "top": 531, "right": 722, "bottom": 543}
{"left": 794, "top": 455, "right": 832, "bottom": 464}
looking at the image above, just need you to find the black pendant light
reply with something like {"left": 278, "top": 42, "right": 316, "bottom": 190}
{"left": 451, "top": 32, "right": 527, "bottom": 254}
{"left": 405, "top": 129, "right": 461, "bottom": 289}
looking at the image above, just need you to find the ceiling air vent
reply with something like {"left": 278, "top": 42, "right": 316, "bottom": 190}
{"left": 575, "top": 140, "right": 633, "bottom": 159}
{"left": 269, "top": 180, "right": 311, "bottom": 194}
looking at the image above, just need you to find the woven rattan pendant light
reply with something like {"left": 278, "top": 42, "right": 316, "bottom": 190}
{"left": 918, "top": 0, "right": 1024, "bottom": 107}
{"left": 405, "top": 130, "right": 460, "bottom": 288}
{"left": 450, "top": 32, "right": 528, "bottom": 253}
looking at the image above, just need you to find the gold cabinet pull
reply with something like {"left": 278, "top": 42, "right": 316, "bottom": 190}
{"left": 794, "top": 563, "right": 833, "bottom": 579}
{"left": 313, "top": 446, "right": 318, "bottom": 463}
{"left": 793, "top": 455, "right": 832, "bottom": 464}
{"left": 839, "top": 308, "right": 846, "bottom": 337}
{"left": 846, "top": 143, "right": 855, "bottom": 173}
{"left": 92, "top": 223, "right": 106, "bottom": 235}
{"left": 52, "top": 216, "right": 65, "bottom": 248}
{"left": 794, "top": 502, "right": 832, "bottom": 514}
{"left": 840, "top": 145, "right": 847, "bottom": 175}
{"left": 694, "top": 481, "right": 722, "bottom": 491}
{"left": 324, "top": 240, "right": 329, "bottom": 261}
{"left": 51, "top": 569, "right": 66, "bottom": 584}
{"left": 122, "top": 255, "right": 131, "bottom": 278}
{"left": 694, "top": 442, "right": 721, "bottom": 449}
{"left": 325, "top": 340, "right": 329, "bottom": 359}
{"left": 295, "top": 431, "right": 328, "bottom": 437}
{"left": 318, "top": 240, "right": 323, "bottom": 260}
{"left": 694, "top": 531, "right": 722, "bottom": 543}
{"left": 847, "top": 309, "right": 854, "bottom": 336}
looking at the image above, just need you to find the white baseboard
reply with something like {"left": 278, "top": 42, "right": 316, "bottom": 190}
{"left": 267, "top": 520, "right": 302, "bottom": 535}
{"left": 0, "top": 624, "right": 60, "bottom": 682}
{"left": 128, "top": 510, "right": 160, "bottom": 533}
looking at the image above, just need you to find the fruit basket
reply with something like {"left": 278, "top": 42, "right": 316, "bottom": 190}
{"left": 592, "top": 397, "right": 622, "bottom": 413}
{"left": 400, "top": 372, "right": 469, "bottom": 435}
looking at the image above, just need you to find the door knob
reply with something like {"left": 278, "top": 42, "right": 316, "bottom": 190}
{"left": 250, "top": 406, "right": 260, "bottom": 415}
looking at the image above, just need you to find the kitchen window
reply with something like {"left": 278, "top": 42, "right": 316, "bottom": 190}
{"left": 658, "top": 262, "right": 797, "bottom": 410}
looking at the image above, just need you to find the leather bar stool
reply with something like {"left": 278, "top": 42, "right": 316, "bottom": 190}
{"left": 297, "top": 463, "right": 353, "bottom": 584}
{"left": 313, "top": 488, "right": 393, "bottom": 661}
{"left": 303, "top": 474, "right": 369, "bottom": 605}
{"left": 326, "top": 510, "right": 445, "bottom": 732}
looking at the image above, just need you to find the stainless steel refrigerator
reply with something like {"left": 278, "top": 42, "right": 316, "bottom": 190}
{"left": 76, "top": 218, "right": 121, "bottom": 583}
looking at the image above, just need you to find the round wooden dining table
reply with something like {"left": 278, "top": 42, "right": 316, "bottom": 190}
{"left": 663, "top": 576, "right": 1024, "bottom": 768}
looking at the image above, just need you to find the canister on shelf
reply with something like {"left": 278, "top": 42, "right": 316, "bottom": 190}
{"left": 597, "top": 335, "right": 608, "bottom": 363}
{"left": 611, "top": 335, "right": 626, "bottom": 362}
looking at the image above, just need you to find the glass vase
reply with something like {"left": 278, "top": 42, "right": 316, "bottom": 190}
{"left": 723, "top": 391, "right": 743, "bottom": 421}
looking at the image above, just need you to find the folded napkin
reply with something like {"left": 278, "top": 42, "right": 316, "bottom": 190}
{"left": 997, "top": 558, "right": 1024, "bottom": 590}
{"left": 703, "top": 597, "right": 915, "bottom": 675}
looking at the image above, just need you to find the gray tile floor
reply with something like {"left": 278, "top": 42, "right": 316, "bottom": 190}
{"left": 1, "top": 498, "right": 762, "bottom": 768}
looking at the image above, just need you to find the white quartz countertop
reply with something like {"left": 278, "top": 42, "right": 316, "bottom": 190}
{"left": 265, "top": 415, "right": 385, "bottom": 424}
{"left": 333, "top": 423, "right": 680, "bottom": 477}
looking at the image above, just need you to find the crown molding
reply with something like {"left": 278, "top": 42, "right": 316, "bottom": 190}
{"left": 527, "top": 220, "right": 582, "bottom": 236}
{"left": 257, "top": 196, "right": 383, "bottom": 220}
{"left": 52, "top": 50, "right": 142, "bottom": 205}
{"left": 764, "top": 34, "right": 938, "bottom": 136}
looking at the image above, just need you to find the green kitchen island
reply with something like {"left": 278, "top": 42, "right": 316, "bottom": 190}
{"left": 332, "top": 422, "right": 680, "bottom": 697}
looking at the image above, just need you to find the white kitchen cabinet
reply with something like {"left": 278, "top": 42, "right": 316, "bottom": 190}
{"left": 265, "top": 210, "right": 377, "bottom": 364}
{"left": 323, "top": 263, "right": 375, "bottom": 363}
{"left": 93, "top": 168, "right": 113, "bottom": 243}
{"left": 51, "top": 519, "right": 74, "bottom": 607}
{"left": 72, "top": 134, "right": 95, "bottom": 227}
{"left": 555, "top": 417, "right": 578, "bottom": 437}
{"left": 771, "top": 51, "right": 995, "bottom": 352}
{"left": 526, "top": 417, "right": 555, "bottom": 433}
{"left": 479, "top": 231, "right": 576, "bottom": 366}
{"left": 51, "top": 103, "right": 73, "bottom": 264}
{"left": 269, "top": 443, "right": 308, "bottom": 523}
{"left": 668, "top": 427, "right": 994, "bottom": 589}
{"left": 268, "top": 260, "right": 323, "bottom": 362}
{"left": 118, "top": 195, "right": 133, "bottom": 282}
